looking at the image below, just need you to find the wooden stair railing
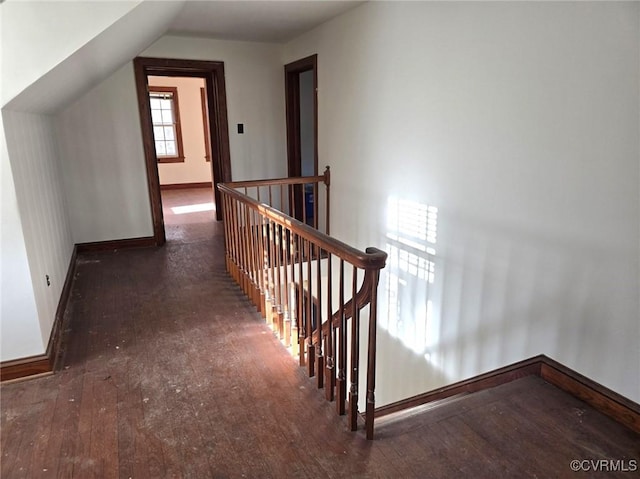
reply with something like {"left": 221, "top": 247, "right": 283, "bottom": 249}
{"left": 218, "top": 171, "right": 387, "bottom": 439}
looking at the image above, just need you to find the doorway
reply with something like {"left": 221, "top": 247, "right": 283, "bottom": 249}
{"left": 285, "top": 54, "right": 317, "bottom": 223}
{"left": 148, "top": 76, "right": 215, "bottom": 242}
{"left": 133, "top": 57, "right": 231, "bottom": 246}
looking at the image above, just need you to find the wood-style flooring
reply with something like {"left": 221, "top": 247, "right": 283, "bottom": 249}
{"left": 2, "top": 188, "right": 639, "bottom": 478}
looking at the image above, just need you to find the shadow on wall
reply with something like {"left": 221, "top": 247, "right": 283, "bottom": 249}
{"left": 374, "top": 192, "right": 638, "bottom": 407}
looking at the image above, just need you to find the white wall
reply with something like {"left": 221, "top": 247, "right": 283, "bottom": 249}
{"left": 148, "top": 76, "right": 212, "bottom": 185}
{"left": 0, "top": 0, "right": 183, "bottom": 363}
{"left": 0, "top": 1, "right": 146, "bottom": 362}
{"left": 142, "top": 35, "right": 287, "bottom": 181}
{"left": 56, "top": 63, "right": 153, "bottom": 244}
{"left": 284, "top": 2, "right": 640, "bottom": 404}
{"left": 55, "top": 35, "right": 287, "bottom": 244}
{"left": 0, "top": 117, "right": 43, "bottom": 360}
{"left": 2, "top": 110, "right": 74, "bottom": 359}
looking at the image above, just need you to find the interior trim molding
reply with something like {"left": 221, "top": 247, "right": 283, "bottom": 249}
{"left": 0, "top": 355, "right": 52, "bottom": 383}
{"left": 375, "top": 356, "right": 542, "bottom": 418}
{"left": 1, "top": 246, "right": 78, "bottom": 382}
{"left": 539, "top": 356, "right": 640, "bottom": 434}
{"left": 375, "top": 354, "right": 640, "bottom": 434}
{"left": 160, "top": 181, "right": 213, "bottom": 190}
{"left": 76, "top": 236, "right": 156, "bottom": 253}
{"left": 133, "top": 56, "right": 231, "bottom": 240}
{"left": 2, "top": 235, "right": 159, "bottom": 381}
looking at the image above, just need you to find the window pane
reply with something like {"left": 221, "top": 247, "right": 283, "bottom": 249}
{"left": 153, "top": 126, "right": 165, "bottom": 140}
{"left": 151, "top": 109, "right": 163, "bottom": 124}
{"left": 163, "top": 126, "right": 175, "bottom": 141}
{"left": 165, "top": 141, "right": 177, "bottom": 156}
{"left": 160, "top": 99, "right": 172, "bottom": 110}
{"left": 149, "top": 98, "right": 161, "bottom": 109}
{"left": 161, "top": 109, "right": 173, "bottom": 124}
{"left": 155, "top": 141, "right": 166, "bottom": 156}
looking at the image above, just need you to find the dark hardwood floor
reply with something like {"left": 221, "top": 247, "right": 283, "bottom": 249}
{"left": 2, "top": 188, "right": 638, "bottom": 478}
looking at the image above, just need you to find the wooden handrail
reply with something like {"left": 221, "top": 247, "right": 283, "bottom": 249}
{"left": 218, "top": 184, "right": 387, "bottom": 270}
{"left": 218, "top": 172, "right": 387, "bottom": 440}
{"left": 223, "top": 166, "right": 330, "bottom": 189}
{"left": 311, "top": 253, "right": 382, "bottom": 341}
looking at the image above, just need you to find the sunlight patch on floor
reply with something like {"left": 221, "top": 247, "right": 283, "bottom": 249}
{"left": 171, "top": 202, "right": 215, "bottom": 214}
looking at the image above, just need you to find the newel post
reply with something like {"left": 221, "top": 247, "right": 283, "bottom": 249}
{"left": 323, "top": 166, "right": 331, "bottom": 235}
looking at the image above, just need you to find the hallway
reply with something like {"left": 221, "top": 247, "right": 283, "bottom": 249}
{"left": 1, "top": 210, "right": 638, "bottom": 478}
{"left": 161, "top": 187, "right": 217, "bottom": 244}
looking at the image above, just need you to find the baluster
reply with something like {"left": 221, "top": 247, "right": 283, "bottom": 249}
{"left": 324, "top": 166, "right": 331, "bottom": 235}
{"left": 268, "top": 185, "right": 273, "bottom": 207}
{"left": 316, "top": 245, "right": 324, "bottom": 389}
{"left": 336, "top": 259, "right": 346, "bottom": 415}
{"left": 256, "top": 208, "right": 266, "bottom": 315}
{"left": 305, "top": 239, "right": 315, "bottom": 377}
{"left": 230, "top": 196, "right": 238, "bottom": 280}
{"left": 238, "top": 201, "right": 247, "bottom": 292}
{"left": 227, "top": 196, "right": 235, "bottom": 279}
{"left": 243, "top": 205, "right": 251, "bottom": 298}
{"left": 348, "top": 265, "right": 360, "bottom": 431}
{"left": 290, "top": 233, "right": 299, "bottom": 356}
{"left": 244, "top": 204, "right": 256, "bottom": 308}
{"left": 275, "top": 223, "right": 284, "bottom": 339}
{"left": 257, "top": 212, "right": 265, "bottom": 318}
{"left": 221, "top": 193, "right": 231, "bottom": 272}
{"left": 302, "top": 183, "right": 308, "bottom": 226}
{"left": 280, "top": 184, "right": 285, "bottom": 217}
{"left": 282, "top": 226, "right": 291, "bottom": 347}
{"left": 297, "top": 235, "right": 305, "bottom": 365}
{"left": 269, "top": 220, "right": 278, "bottom": 330}
{"left": 251, "top": 209, "right": 261, "bottom": 311}
{"left": 325, "top": 253, "right": 335, "bottom": 401}
{"left": 313, "top": 182, "right": 318, "bottom": 230}
{"left": 365, "top": 268, "right": 380, "bottom": 440}
{"left": 264, "top": 218, "right": 274, "bottom": 328}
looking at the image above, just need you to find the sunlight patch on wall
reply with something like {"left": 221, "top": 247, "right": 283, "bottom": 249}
{"left": 381, "top": 196, "right": 439, "bottom": 356}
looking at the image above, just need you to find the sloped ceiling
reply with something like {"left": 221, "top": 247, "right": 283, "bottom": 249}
{"left": 4, "top": 1, "right": 185, "bottom": 114}
{"left": 168, "top": 1, "right": 365, "bottom": 43}
{"left": 3, "top": 0, "right": 364, "bottom": 114}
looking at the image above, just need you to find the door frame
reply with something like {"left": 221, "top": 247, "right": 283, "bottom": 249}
{"left": 133, "top": 57, "right": 231, "bottom": 245}
{"left": 285, "top": 54, "right": 317, "bottom": 221}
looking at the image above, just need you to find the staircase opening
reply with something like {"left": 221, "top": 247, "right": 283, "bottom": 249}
{"left": 218, "top": 171, "right": 388, "bottom": 439}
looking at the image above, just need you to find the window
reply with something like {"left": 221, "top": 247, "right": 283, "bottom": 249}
{"left": 149, "top": 86, "right": 185, "bottom": 163}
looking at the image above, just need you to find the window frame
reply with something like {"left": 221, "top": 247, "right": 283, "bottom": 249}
{"left": 200, "top": 87, "right": 212, "bottom": 162}
{"left": 149, "top": 86, "right": 185, "bottom": 163}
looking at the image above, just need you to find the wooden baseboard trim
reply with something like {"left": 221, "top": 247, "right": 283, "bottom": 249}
{"left": 1, "top": 246, "right": 78, "bottom": 382}
{"left": 0, "top": 355, "right": 52, "bottom": 382}
{"left": 375, "top": 354, "right": 640, "bottom": 434}
{"left": 375, "top": 356, "right": 543, "bottom": 418}
{"left": 2, "top": 236, "right": 155, "bottom": 382}
{"left": 46, "top": 245, "right": 78, "bottom": 372}
{"left": 539, "top": 356, "right": 640, "bottom": 434}
{"left": 160, "top": 182, "right": 212, "bottom": 190}
{"left": 76, "top": 236, "right": 156, "bottom": 253}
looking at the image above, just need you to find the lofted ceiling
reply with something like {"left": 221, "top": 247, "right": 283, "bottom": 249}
{"left": 167, "top": 0, "right": 365, "bottom": 43}
{"left": 3, "top": 0, "right": 366, "bottom": 113}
